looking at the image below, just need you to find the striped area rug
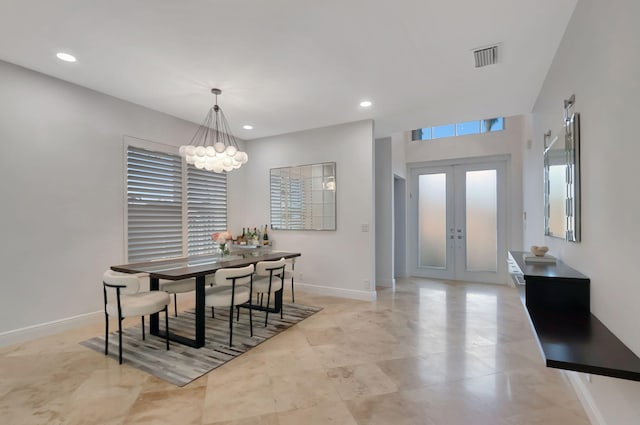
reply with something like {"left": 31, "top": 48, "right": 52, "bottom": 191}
{"left": 80, "top": 303, "right": 321, "bottom": 386}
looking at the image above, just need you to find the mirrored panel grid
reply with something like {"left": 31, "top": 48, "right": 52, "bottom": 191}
{"left": 270, "top": 162, "right": 336, "bottom": 230}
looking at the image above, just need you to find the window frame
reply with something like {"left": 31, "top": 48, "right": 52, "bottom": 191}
{"left": 123, "top": 136, "right": 227, "bottom": 262}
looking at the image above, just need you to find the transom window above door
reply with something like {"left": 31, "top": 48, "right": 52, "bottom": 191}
{"left": 411, "top": 117, "right": 504, "bottom": 141}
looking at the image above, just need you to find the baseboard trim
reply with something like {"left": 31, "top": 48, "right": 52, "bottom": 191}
{"left": 565, "top": 371, "right": 606, "bottom": 425}
{"left": 295, "top": 282, "right": 377, "bottom": 301}
{"left": 0, "top": 310, "right": 103, "bottom": 348}
{"left": 376, "top": 277, "right": 395, "bottom": 287}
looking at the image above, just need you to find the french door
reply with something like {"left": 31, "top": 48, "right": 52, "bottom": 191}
{"left": 409, "top": 160, "right": 507, "bottom": 284}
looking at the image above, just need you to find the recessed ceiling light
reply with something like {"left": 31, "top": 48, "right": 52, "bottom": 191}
{"left": 56, "top": 52, "right": 77, "bottom": 62}
{"left": 243, "top": 125, "right": 253, "bottom": 130}
{"left": 359, "top": 100, "right": 372, "bottom": 108}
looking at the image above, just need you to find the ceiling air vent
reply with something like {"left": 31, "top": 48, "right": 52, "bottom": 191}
{"left": 473, "top": 45, "right": 498, "bottom": 68}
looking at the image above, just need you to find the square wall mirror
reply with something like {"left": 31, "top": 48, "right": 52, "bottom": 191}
{"left": 270, "top": 162, "right": 336, "bottom": 230}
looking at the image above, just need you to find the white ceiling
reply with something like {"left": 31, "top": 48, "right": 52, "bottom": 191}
{"left": 0, "top": 0, "right": 577, "bottom": 140}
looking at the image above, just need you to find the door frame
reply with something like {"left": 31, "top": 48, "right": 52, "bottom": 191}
{"left": 408, "top": 155, "right": 510, "bottom": 284}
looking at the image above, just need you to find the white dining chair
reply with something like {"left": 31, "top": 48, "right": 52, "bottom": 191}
{"left": 283, "top": 258, "right": 296, "bottom": 303}
{"left": 253, "top": 257, "right": 286, "bottom": 326}
{"left": 103, "top": 269, "right": 170, "bottom": 364}
{"left": 205, "top": 264, "right": 255, "bottom": 347}
{"left": 159, "top": 278, "right": 195, "bottom": 317}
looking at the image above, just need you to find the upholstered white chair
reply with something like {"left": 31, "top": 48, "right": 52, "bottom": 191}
{"left": 253, "top": 258, "right": 286, "bottom": 326}
{"left": 205, "top": 264, "right": 254, "bottom": 347}
{"left": 283, "top": 258, "right": 296, "bottom": 303}
{"left": 103, "top": 269, "right": 170, "bottom": 364}
{"left": 159, "top": 278, "right": 195, "bottom": 317}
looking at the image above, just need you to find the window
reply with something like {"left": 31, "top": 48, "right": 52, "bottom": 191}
{"left": 411, "top": 117, "right": 505, "bottom": 141}
{"left": 126, "top": 143, "right": 227, "bottom": 262}
{"left": 432, "top": 124, "right": 455, "bottom": 139}
{"left": 456, "top": 120, "right": 481, "bottom": 136}
{"left": 127, "top": 146, "right": 184, "bottom": 262}
{"left": 187, "top": 165, "right": 227, "bottom": 256}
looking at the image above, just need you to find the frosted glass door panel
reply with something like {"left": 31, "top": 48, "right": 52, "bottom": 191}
{"left": 418, "top": 173, "right": 447, "bottom": 268}
{"left": 465, "top": 170, "right": 497, "bottom": 272}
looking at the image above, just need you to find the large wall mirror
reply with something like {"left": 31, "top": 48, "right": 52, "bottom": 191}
{"left": 544, "top": 94, "right": 581, "bottom": 241}
{"left": 270, "top": 162, "right": 336, "bottom": 230}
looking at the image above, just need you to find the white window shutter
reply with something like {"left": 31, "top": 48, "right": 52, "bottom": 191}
{"left": 187, "top": 165, "right": 227, "bottom": 256}
{"left": 127, "top": 146, "right": 183, "bottom": 262}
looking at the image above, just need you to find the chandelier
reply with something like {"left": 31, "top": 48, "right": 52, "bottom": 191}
{"left": 179, "top": 88, "right": 248, "bottom": 173}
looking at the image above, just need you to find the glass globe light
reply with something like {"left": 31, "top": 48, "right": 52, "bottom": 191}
{"left": 212, "top": 162, "right": 224, "bottom": 173}
{"left": 225, "top": 145, "right": 237, "bottom": 157}
{"left": 214, "top": 142, "right": 226, "bottom": 153}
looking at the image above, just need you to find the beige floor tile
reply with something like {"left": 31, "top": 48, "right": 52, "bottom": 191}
{"left": 345, "top": 390, "right": 434, "bottom": 425}
{"left": 202, "top": 372, "right": 276, "bottom": 423}
{"left": 271, "top": 368, "right": 341, "bottom": 412}
{"left": 204, "top": 413, "right": 280, "bottom": 425}
{"left": 326, "top": 363, "right": 398, "bottom": 400}
{"left": 277, "top": 400, "right": 358, "bottom": 425}
{"left": 123, "top": 386, "right": 205, "bottom": 425}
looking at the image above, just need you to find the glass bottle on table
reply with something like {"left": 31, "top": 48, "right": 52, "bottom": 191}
{"left": 263, "top": 224, "right": 269, "bottom": 246}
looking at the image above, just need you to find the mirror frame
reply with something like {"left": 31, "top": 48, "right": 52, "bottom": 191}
{"left": 543, "top": 103, "right": 581, "bottom": 242}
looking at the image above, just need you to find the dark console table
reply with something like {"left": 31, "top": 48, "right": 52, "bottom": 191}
{"left": 508, "top": 251, "right": 640, "bottom": 381}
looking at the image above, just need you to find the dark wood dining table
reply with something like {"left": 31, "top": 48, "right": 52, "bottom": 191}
{"left": 111, "top": 248, "right": 301, "bottom": 348}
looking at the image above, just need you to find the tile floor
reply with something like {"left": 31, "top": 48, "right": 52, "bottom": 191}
{"left": 0, "top": 277, "right": 590, "bottom": 424}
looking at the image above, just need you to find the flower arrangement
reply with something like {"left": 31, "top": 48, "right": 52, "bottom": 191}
{"left": 212, "top": 231, "right": 232, "bottom": 245}
{"left": 212, "top": 231, "right": 232, "bottom": 255}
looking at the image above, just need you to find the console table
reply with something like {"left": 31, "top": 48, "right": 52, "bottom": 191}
{"left": 508, "top": 251, "right": 640, "bottom": 381}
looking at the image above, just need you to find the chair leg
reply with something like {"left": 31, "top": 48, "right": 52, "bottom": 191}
{"left": 104, "top": 312, "right": 109, "bottom": 356}
{"left": 291, "top": 277, "right": 295, "bottom": 303}
{"left": 211, "top": 306, "right": 215, "bottom": 318}
{"left": 174, "top": 293, "right": 178, "bottom": 317}
{"left": 249, "top": 294, "right": 253, "bottom": 337}
{"left": 228, "top": 303, "right": 234, "bottom": 347}
{"left": 118, "top": 316, "right": 123, "bottom": 365}
{"left": 165, "top": 306, "right": 170, "bottom": 351}
{"left": 141, "top": 316, "right": 145, "bottom": 340}
{"left": 265, "top": 292, "right": 271, "bottom": 327}
{"left": 236, "top": 306, "right": 240, "bottom": 321}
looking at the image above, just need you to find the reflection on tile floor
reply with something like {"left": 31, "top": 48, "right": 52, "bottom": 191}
{"left": 0, "top": 278, "right": 590, "bottom": 425}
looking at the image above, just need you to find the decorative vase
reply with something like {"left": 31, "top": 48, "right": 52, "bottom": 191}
{"left": 219, "top": 243, "right": 229, "bottom": 256}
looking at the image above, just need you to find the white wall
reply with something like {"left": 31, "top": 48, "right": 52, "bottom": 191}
{"left": 229, "top": 121, "right": 376, "bottom": 300}
{"left": 391, "top": 133, "right": 407, "bottom": 179}
{"left": 0, "top": 60, "right": 200, "bottom": 340}
{"left": 402, "top": 116, "right": 525, "bottom": 252}
{"left": 526, "top": 0, "right": 640, "bottom": 423}
{"left": 375, "top": 137, "right": 393, "bottom": 287}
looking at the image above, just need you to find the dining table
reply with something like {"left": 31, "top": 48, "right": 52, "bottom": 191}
{"left": 111, "top": 247, "right": 301, "bottom": 348}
